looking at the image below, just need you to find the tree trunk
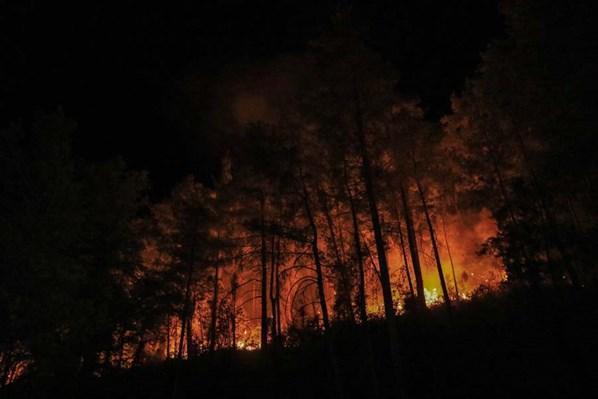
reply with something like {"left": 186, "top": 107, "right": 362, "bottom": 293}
{"left": 320, "top": 187, "right": 355, "bottom": 323}
{"left": 441, "top": 215, "right": 460, "bottom": 299}
{"left": 275, "top": 237, "right": 282, "bottom": 341}
{"left": 301, "top": 176, "right": 330, "bottom": 330}
{"left": 399, "top": 183, "right": 426, "bottom": 309}
{"left": 270, "top": 232, "right": 278, "bottom": 340}
{"left": 393, "top": 202, "right": 415, "bottom": 297}
{"left": 231, "top": 273, "right": 238, "bottom": 351}
{"left": 353, "top": 84, "right": 406, "bottom": 398}
{"left": 302, "top": 179, "right": 345, "bottom": 398}
{"left": 178, "top": 243, "right": 196, "bottom": 359}
{"left": 354, "top": 102, "right": 394, "bottom": 321}
{"left": 208, "top": 261, "right": 220, "bottom": 353}
{"left": 344, "top": 161, "right": 368, "bottom": 323}
{"left": 132, "top": 335, "right": 146, "bottom": 366}
{"left": 414, "top": 175, "right": 451, "bottom": 309}
{"left": 166, "top": 315, "right": 171, "bottom": 359}
{"left": 186, "top": 298, "right": 194, "bottom": 357}
{"left": 260, "top": 195, "right": 269, "bottom": 349}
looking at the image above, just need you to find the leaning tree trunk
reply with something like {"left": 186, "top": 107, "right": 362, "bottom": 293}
{"left": 353, "top": 84, "right": 406, "bottom": 399}
{"left": 393, "top": 202, "right": 415, "bottom": 297}
{"left": 399, "top": 183, "right": 426, "bottom": 309}
{"left": 441, "top": 215, "right": 460, "bottom": 299}
{"left": 414, "top": 174, "right": 451, "bottom": 310}
{"left": 301, "top": 176, "right": 330, "bottom": 330}
{"left": 354, "top": 101, "right": 394, "bottom": 322}
{"left": 301, "top": 173, "right": 345, "bottom": 398}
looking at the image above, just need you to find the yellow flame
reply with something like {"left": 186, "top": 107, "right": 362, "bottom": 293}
{"left": 424, "top": 287, "right": 442, "bottom": 306}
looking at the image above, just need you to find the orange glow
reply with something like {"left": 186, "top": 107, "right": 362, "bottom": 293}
{"left": 136, "top": 202, "right": 505, "bottom": 361}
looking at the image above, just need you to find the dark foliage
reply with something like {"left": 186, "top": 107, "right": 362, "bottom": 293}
{"left": 3, "top": 287, "right": 596, "bottom": 398}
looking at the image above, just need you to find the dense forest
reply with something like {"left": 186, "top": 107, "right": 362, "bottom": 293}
{"left": 1, "top": 1, "right": 597, "bottom": 398}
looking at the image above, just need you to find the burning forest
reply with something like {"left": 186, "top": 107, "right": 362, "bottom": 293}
{"left": 1, "top": 1, "right": 597, "bottom": 398}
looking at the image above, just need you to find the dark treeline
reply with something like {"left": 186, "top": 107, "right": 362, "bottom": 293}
{"left": 1, "top": 2, "right": 597, "bottom": 398}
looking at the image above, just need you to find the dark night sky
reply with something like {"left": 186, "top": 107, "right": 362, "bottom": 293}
{"left": 1, "top": 0, "right": 502, "bottom": 196}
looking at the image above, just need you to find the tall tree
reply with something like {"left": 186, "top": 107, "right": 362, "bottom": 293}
{"left": 150, "top": 176, "right": 219, "bottom": 359}
{"left": 0, "top": 111, "right": 149, "bottom": 386}
{"left": 442, "top": 1, "right": 598, "bottom": 286}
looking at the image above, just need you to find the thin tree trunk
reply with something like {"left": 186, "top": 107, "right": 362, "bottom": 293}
{"left": 231, "top": 273, "right": 238, "bottom": 351}
{"left": 275, "top": 237, "right": 282, "bottom": 341}
{"left": 301, "top": 180, "right": 345, "bottom": 398}
{"left": 354, "top": 100, "right": 394, "bottom": 321}
{"left": 353, "top": 83, "right": 405, "bottom": 399}
{"left": 320, "top": 187, "right": 355, "bottom": 323}
{"left": 414, "top": 175, "right": 451, "bottom": 310}
{"left": 393, "top": 202, "right": 415, "bottom": 297}
{"left": 260, "top": 195, "right": 269, "bottom": 349}
{"left": 301, "top": 176, "right": 330, "bottom": 330}
{"left": 270, "top": 232, "right": 278, "bottom": 340}
{"left": 133, "top": 335, "right": 146, "bottom": 366}
{"left": 344, "top": 161, "right": 368, "bottom": 323}
{"left": 166, "top": 315, "right": 171, "bottom": 359}
{"left": 399, "top": 183, "right": 426, "bottom": 309}
{"left": 177, "top": 317, "right": 186, "bottom": 360}
{"left": 178, "top": 243, "right": 196, "bottom": 359}
{"left": 186, "top": 298, "right": 194, "bottom": 357}
{"left": 441, "top": 215, "right": 460, "bottom": 299}
{"left": 208, "top": 261, "right": 220, "bottom": 353}
{"left": 118, "top": 328, "right": 126, "bottom": 367}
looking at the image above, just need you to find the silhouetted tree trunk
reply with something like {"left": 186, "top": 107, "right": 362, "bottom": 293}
{"left": 186, "top": 299, "right": 195, "bottom": 357}
{"left": 353, "top": 89, "right": 394, "bottom": 322}
{"left": 275, "top": 238, "right": 282, "bottom": 341}
{"left": 117, "top": 329, "right": 126, "bottom": 367}
{"left": 270, "top": 232, "right": 278, "bottom": 340}
{"left": 166, "top": 315, "right": 171, "bottom": 359}
{"left": 260, "top": 195, "right": 269, "bottom": 349}
{"left": 231, "top": 273, "right": 238, "bottom": 351}
{"left": 441, "top": 215, "right": 460, "bottom": 299}
{"left": 208, "top": 261, "right": 220, "bottom": 353}
{"left": 178, "top": 243, "right": 196, "bottom": 359}
{"left": 414, "top": 175, "right": 451, "bottom": 310}
{"left": 319, "top": 187, "right": 355, "bottom": 323}
{"left": 344, "top": 161, "right": 368, "bottom": 322}
{"left": 301, "top": 175, "right": 330, "bottom": 330}
{"left": 353, "top": 84, "right": 406, "bottom": 398}
{"left": 133, "top": 335, "right": 146, "bottom": 366}
{"left": 399, "top": 183, "right": 426, "bottom": 309}
{"left": 393, "top": 202, "right": 415, "bottom": 297}
{"left": 303, "top": 178, "right": 345, "bottom": 398}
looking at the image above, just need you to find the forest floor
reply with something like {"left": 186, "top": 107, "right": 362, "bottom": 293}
{"left": 4, "top": 286, "right": 598, "bottom": 399}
